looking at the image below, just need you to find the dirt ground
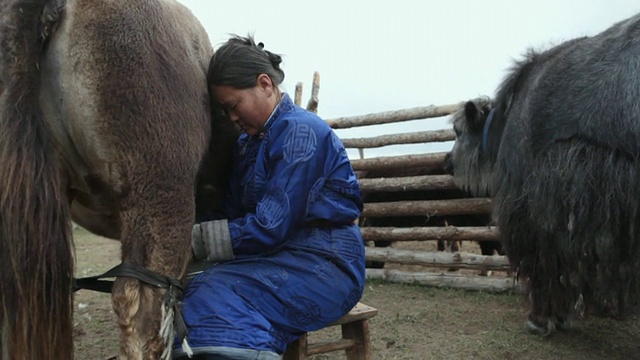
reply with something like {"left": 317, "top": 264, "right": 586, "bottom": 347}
{"left": 72, "top": 229, "right": 640, "bottom": 360}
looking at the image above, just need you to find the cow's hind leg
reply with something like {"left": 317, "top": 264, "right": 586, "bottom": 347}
{"left": 111, "top": 183, "right": 195, "bottom": 360}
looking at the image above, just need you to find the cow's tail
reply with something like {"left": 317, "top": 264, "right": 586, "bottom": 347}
{"left": 0, "top": 1, "right": 74, "bottom": 359}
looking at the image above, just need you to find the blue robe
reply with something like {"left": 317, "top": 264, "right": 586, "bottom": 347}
{"left": 175, "top": 94, "right": 365, "bottom": 356}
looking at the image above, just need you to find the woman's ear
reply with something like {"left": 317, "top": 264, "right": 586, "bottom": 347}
{"left": 256, "top": 73, "right": 274, "bottom": 92}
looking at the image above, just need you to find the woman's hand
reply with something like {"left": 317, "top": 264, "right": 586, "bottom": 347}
{"left": 192, "top": 219, "right": 235, "bottom": 262}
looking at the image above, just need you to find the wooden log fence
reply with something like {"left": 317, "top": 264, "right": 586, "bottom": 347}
{"left": 297, "top": 74, "right": 508, "bottom": 291}
{"left": 327, "top": 97, "right": 507, "bottom": 291}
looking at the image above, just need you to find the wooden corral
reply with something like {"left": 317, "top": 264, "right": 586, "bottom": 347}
{"left": 330, "top": 104, "right": 518, "bottom": 292}
{"left": 295, "top": 75, "right": 517, "bottom": 293}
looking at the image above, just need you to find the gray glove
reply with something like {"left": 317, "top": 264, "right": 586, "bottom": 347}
{"left": 191, "top": 219, "right": 235, "bottom": 262}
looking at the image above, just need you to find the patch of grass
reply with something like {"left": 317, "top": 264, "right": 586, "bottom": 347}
{"left": 309, "top": 280, "right": 640, "bottom": 360}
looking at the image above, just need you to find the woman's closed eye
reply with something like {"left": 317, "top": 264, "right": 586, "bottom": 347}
{"left": 222, "top": 103, "right": 237, "bottom": 117}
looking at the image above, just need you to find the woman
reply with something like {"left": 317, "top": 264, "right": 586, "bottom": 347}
{"left": 173, "top": 35, "right": 366, "bottom": 360}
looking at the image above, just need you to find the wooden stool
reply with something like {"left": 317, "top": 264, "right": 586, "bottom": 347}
{"left": 283, "top": 302, "right": 378, "bottom": 360}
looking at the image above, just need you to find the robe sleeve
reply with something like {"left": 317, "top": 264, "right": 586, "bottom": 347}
{"left": 227, "top": 120, "right": 361, "bottom": 256}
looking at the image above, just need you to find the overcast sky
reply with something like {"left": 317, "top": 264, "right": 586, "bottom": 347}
{"left": 177, "top": 1, "right": 640, "bottom": 157}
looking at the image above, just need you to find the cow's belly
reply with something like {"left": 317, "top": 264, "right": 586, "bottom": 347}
{"left": 39, "top": 6, "right": 123, "bottom": 239}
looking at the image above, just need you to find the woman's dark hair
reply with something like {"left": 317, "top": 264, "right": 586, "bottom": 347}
{"left": 208, "top": 34, "right": 285, "bottom": 89}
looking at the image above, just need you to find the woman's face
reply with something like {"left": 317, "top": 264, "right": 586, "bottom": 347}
{"left": 212, "top": 74, "right": 279, "bottom": 136}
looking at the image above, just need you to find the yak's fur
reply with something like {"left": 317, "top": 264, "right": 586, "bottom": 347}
{"left": 446, "top": 12, "right": 640, "bottom": 334}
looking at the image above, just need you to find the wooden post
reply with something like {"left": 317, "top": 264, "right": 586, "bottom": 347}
{"left": 294, "top": 82, "right": 303, "bottom": 106}
{"left": 343, "top": 320, "right": 371, "bottom": 360}
{"left": 306, "top": 71, "right": 320, "bottom": 113}
{"left": 283, "top": 333, "right": 308, "bottom": 360}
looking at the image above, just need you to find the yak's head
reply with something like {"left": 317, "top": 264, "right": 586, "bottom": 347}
{"left": 444, "top": 98, "right": 495, "bottom": 197}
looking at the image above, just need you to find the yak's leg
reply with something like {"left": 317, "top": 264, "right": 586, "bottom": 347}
{"left": 524, "top": 229, "right": 582, "bottom": 336}
{"left": 525, "top": 284, "right": 555, "bottom": 336}
{"left": 524, "top": 246, "right": 556, "bottom": 336}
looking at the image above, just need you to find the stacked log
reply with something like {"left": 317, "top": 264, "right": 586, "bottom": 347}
{"left": 298, "top": 73, "right": 512, "bottom": 292}
{"left": 367, "top": 269, "right": 520, "bottom": 293}
{"left": 323, "top": 98, "right": 515, "bottom": 293}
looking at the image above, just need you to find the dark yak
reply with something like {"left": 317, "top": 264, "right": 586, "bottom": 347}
{"left": 445, "top": 12, "right": 640, "bottom": 335}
